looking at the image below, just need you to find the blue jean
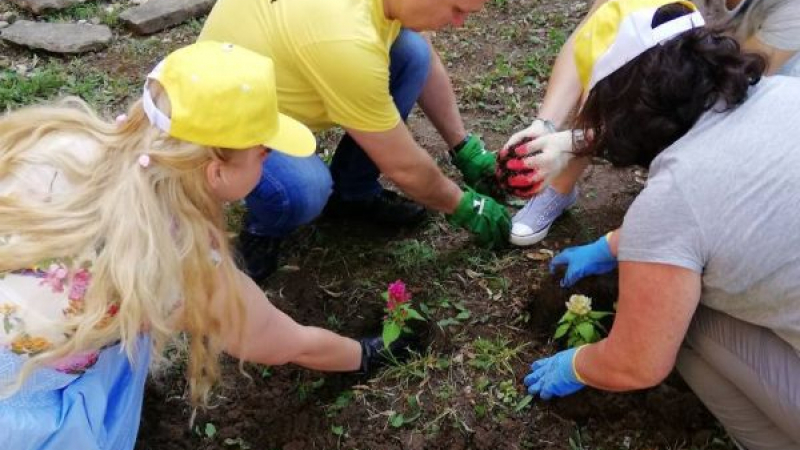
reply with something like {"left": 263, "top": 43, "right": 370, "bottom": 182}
{"left": 244, "top": 29, "right": 431, "bottom": 237}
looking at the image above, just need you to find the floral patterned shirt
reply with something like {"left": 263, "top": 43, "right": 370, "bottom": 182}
{"left": 0, "top": 133, "right": 106, "bottom": 375}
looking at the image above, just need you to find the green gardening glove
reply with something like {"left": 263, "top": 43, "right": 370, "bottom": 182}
{"left": 452, "top": 134, "right": 498, "bottom": 196}
{"left": 447, "top": 188, "right": 511, "bottom": 248}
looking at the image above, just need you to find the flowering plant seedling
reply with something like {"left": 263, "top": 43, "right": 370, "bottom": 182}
{"left": 382, "top": 280, "right": 424, "bottom": 348}
{"left": 554, "top": 294, "right": 613, "bottom": 347}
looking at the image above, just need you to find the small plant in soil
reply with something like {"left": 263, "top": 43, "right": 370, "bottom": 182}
{"left": 223, "top": 437, "right": 251, "bottom": 449}
{"left": 388, "top": 395, "right": 422, "bottom": 428}
{"left": 194, "top": 422, "right": 217, "bottom": 439}
{"left": 554, "top": 294, "right": 613, "bottom": 347}
{"left": 326, "top": 390, "right": 355, "bottom": 417}
{"left": 296, "top": 377, "right": 325, "bottom": 401}
{"left": 434, "top": 300, "right": 471, "bottom": 330}
{"left": 256, "top": 364, "right": 272, "bottom": 379}
{"left": 496, "top": 379, "right": 519, "bottom": 405}
{"left": 382, "top": 280, "right": 424, "bottom": 348}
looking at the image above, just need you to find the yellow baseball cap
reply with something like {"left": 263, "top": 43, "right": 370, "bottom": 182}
{"left": 142, "top": 41, "right": 315, "bottom": 156}
{"left": 574, "top": 0, "right": 705, "bottom": 91}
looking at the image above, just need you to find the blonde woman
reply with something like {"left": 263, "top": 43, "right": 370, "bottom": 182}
{"left": 0, "top": 42, "right": 392, "bottom": 450}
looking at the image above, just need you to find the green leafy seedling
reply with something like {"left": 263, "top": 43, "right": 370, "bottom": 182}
{"left": 388, "top": 395, "right": 421, "bottom": 428}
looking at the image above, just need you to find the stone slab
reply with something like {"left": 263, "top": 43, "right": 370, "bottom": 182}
{"left": 9, "top": 0, "right": 87, "bottom": 15}
{"left": 0, "top": 20, "right": 112, "bottom": 54}
{"left": 119, "top": 0, "right": 214, "bottom": 35}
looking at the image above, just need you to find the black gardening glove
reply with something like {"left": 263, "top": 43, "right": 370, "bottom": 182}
{"left": 358, "top": 336, "right": 414, "bottom": 374}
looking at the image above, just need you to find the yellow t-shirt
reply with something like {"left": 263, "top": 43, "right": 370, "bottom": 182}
{"left": 199, "top": 0, "right": 403, "bottom": 133}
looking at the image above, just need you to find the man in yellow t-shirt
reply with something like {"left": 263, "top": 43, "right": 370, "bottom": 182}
{"left": 200, "top": 0, "right": 508, "bottom": 282}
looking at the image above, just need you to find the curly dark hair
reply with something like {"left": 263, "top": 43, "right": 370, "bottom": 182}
{"left": 573, "top": 3, "right": 767, "bottom": 167}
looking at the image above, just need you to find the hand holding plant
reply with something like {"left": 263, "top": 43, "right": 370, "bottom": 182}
{"left": 553, "top": 294, "right": 612, "bottom": 347}
{"left": 382, "top": 280, "right": 423, "bottom": 348}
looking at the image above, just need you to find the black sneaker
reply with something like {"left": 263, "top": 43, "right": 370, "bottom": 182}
{"left": 324, "top": 189, "right": 427, "bottom": 226}
{"left": 235, "top": 230, "right": 282, "bottom": 285}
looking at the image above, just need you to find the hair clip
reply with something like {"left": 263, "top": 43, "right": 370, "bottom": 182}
{"left": 138, "top": 154, "right": 151, "bottom": 168}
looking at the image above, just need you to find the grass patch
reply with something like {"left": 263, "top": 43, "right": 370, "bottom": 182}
{"left": 0, "top": 67, "right": 64, "bottom": 110}
{"left": 0, "top": 59, "right": 136, "bottom": 112}
{"left": 45, "top": 1, "right": 102, "bottom": 21}
{"left": 387, "top": 239, "right": 437, "bottom": 272}
{"left": 61, "top": 61, "right": 136, "bottom": 107}
{"left": 43, "top": 1, "right": 121, "bottom": 26}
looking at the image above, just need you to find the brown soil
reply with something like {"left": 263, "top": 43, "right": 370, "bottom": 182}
{"left": 135, "top": 163, "right": 723, "bottom": 450}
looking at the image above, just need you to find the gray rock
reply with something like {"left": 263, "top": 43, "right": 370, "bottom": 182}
{"left": 0, "top": 21, "right": 9, "bottom": 29}
{"left": 0, "top": 20, "right": 112, "bottom": 54}
{"left": 9, "top": 0, "right": 87, "bottom": 15}
{"left": 119, "top": 0, "right": 214, "bottom": 35}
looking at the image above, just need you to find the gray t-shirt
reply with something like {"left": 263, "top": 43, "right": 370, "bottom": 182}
{"left": 693, "top": 0, "right": 800, "bottom": 50}
{"left": 618, "top": 76, "right": 800, "bottom": 351}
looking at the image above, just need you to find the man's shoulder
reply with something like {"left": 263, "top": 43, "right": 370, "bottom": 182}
{"left": 291, "top": 0, "right": 382, "bottom": 45}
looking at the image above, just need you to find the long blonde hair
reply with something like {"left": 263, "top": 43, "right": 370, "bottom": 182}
{"left": 0, "top": 90, "right": 244, "bottom": 406}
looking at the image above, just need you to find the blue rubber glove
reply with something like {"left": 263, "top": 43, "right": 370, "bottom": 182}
{"left": 523, "top": 347, "right": 585, "bottom": 399}
{"left": 549, "top": 234, "right": 617, "bottom": 287}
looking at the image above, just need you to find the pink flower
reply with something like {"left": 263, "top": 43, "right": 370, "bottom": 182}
{"left": 387, "top": 280, "right": 411, "bottom": 304}
{"left": 68, "top": 269, "right": 92, "bottom": 301}
{"left": 40, "top": 264, "right": 69, "bottom": 293}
